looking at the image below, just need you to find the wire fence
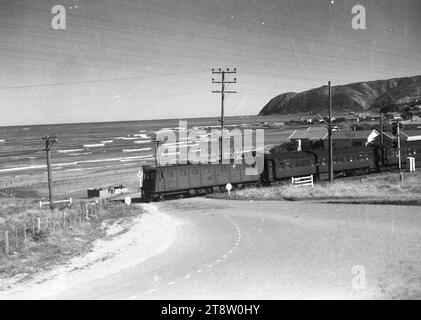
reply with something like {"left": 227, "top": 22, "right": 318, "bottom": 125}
{"left": 0, "top": 199, "right": 108, "bottom": 258}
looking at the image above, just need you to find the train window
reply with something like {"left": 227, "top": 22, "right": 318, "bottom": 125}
{"left": 321, "top": 158, "right": 327, "bottom": 166}
{"left": 180, "top": 170, "right": 187, "bottom": 176}
{"left": 167, "top": 171, "right": 174, "bottom": 178}
{"left": 349, "top": 155, "right": 354, "bottom": 162}
{"left": 279, "top": 161, "right": 285, "bottom": 169}
{"left": 365, "top": 154, "right": 369, "bottom": 160}
{"left": 191, "top": 168, "right": 198, "bottom": 175}
{"left": 285, "top": 161, "right": 292, "bottom": 169}
{"left": 144, "top": 172, "right": 150, "bottom": 180}
{"left": 333, "top": 156, "right": 338, "bottom": 164}
{"left": 310, "top": 160, "right": 316, "bottom": 167}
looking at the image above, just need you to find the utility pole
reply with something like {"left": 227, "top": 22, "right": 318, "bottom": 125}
{"left": 397, "top": 119, "right": 403, "bottom": 182}
{"left": 380, "top": 113, "right": 384, "bottom": 146}
{"left": 43, "top": 136, "right": 57, "bottom": 210}
{"left": 152, "top": 140, "right": 161, "bottom": 168}
{"left": 328, "top": 81, "right": 334, "bottom": 183}
{"left": 212, "top": 68, "right": 237, "bottom": 162}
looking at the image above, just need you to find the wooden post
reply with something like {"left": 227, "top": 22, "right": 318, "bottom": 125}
{"left": 37, "top": 217, "right": 41, "bottom": 233}
{"left": 328, "top": 81, "right": 334, "bottom": 183}
{"left": 63, "top": 212, "right": 66, "bottom": 229}
{"left": 32, "top": 218, "right": 35, "bottom": 235}
{"left": 43, "top": 136, "right": 57, "bottom": 210}
{"left": 23, "top": 224, "right": 27, "bottom": 244}
{"left": 85, "top": 203, "right": 89, "bottom": 220}
{"left": 5, "top": 231, "right": 9, "bottom": 256}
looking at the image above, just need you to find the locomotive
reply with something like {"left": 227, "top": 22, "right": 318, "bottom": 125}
{"left": 141, "top": 141, "right": 420, "bottom": 202}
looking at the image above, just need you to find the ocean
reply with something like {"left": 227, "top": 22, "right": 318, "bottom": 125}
{"left": 0, "top": 115, "right": 291, "bottom": 176}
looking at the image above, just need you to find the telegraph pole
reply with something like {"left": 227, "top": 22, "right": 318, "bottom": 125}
{"left": 43, "top": 136, "right": 57, "bottom": 210}
{"left": 212, "top": 68, "right": 237, "bottom": 162}
{"left": 380, "top": 113, "right": 384, "bottom": 146}
{"left": 152, "top": 140, "right": 161, "bottom": 168}
{"left": 328, "top": 81, "right": 334, "bottom": 183}
{"left": 397, "top": 119, "right": 403, "bottom": 182}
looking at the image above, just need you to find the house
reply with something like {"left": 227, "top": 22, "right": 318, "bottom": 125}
{"left": 401, "top": 130, "right": 421, "bottom": 142}
{"left": 288, "top": 127, "right": 328, "bottom": 141}
{"left": 287, "top": 127, "right": 328, "bottom": 150}
{"left": 374, "top": 130, "right": 421, "bottom": 146}
{"left": 323, "top": 130, "right": 379, "bottom": 149}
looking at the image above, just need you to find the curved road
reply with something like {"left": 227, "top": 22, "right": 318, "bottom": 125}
{"left": 50, "top": 198, "right": 421, "bottom": 299}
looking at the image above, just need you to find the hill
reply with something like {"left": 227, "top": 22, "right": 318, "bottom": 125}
{"left": 259, "top": 75, "right": 421, "bottom": 115}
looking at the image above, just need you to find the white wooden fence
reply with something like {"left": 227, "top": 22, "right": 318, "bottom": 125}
{"left": 39, "top": 198, "right": 72, "bottom": 208}
{"left": 291, "top": 175, "right": 314, "bottom": 188}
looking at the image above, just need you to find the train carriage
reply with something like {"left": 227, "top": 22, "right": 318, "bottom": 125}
{"left": 315, "top": 147, "right": 377, "bottom": 179}
{"left": 380, "top": 143, "right": 418, "bottom": 169}
{"left": 141, "top": 163, "right": 260, "bottom": 202}
{"left": 263, "top": 152, "right": 317, "bottom": 183}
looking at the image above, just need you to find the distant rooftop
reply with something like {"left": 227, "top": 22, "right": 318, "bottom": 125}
{"left": 329, "top": 130, "right": 379, "bottom": 140}
{"left": 288, "top": 127, "right": 328, "bottom": 140}
{"left": 401, "top": 130, "right": 421, "bottom": 137}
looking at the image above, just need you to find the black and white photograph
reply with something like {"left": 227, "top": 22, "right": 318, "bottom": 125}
{"left": 0, "top": 0, "right": 421, "bottom": 304}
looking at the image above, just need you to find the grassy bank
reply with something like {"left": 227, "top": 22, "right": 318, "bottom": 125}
{"left": 0, "top": 199, "right": 143, "bottom": 280}
{"left": 208, "top": 172, "right": 421, "bottom": 206}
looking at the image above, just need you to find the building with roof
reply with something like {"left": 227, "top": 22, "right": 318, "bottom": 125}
{"left": 287, "top": 127, "right": 328, "bottom": 150}
{"left": 288, "top": 127, "right": 328, "bottom": 141}
{"left": 375, "top": 129, "right": 421, "bottom": 146}
{"left": 400, "top": 130, "right": 421, "bottom": 142}
{"left": 323, "top": 130, "right": 379, "bottom": 149}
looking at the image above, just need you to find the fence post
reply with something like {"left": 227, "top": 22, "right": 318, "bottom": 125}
{"left": 37, "top": 217, "right": 41, "bottom": 233}
{"left": 14, "top": 225, "right": 17, "bottom": 250}
{"left": 32, "top": 218, "right": 35, "bottom": 235}
{"left": 4, "top": 231, "right": 9, "bottom": 256}
{"left": 23, "top": 224, "right": 27, "bottom": 245}
{"left": 85, "top": 203, "right": 89, "bottom": 220}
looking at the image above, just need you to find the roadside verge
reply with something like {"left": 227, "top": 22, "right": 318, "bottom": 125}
{"left": 0, "top": 203, "right": 177, "bottom": 299}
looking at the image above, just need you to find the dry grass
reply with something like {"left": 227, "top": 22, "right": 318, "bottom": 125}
{"left": 0, "top": 199, "right": 143, "bottom": 279}
{"left": 208, "top": 172, "right": 421, "bottom": 206}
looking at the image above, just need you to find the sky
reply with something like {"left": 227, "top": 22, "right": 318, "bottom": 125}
{"left": 0, "top": 0, "right": 420, "bottom": 126}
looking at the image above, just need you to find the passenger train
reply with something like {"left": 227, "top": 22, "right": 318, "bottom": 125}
{"left": 140, "top": 140, "right": 420, "bottom": 202}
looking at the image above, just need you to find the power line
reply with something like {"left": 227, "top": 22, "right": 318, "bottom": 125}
{"left": 0, "top": 70, "right": 207, "bottom": 90}
{"left": 2, "top": 2, "right": 420, "bottom": 69}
